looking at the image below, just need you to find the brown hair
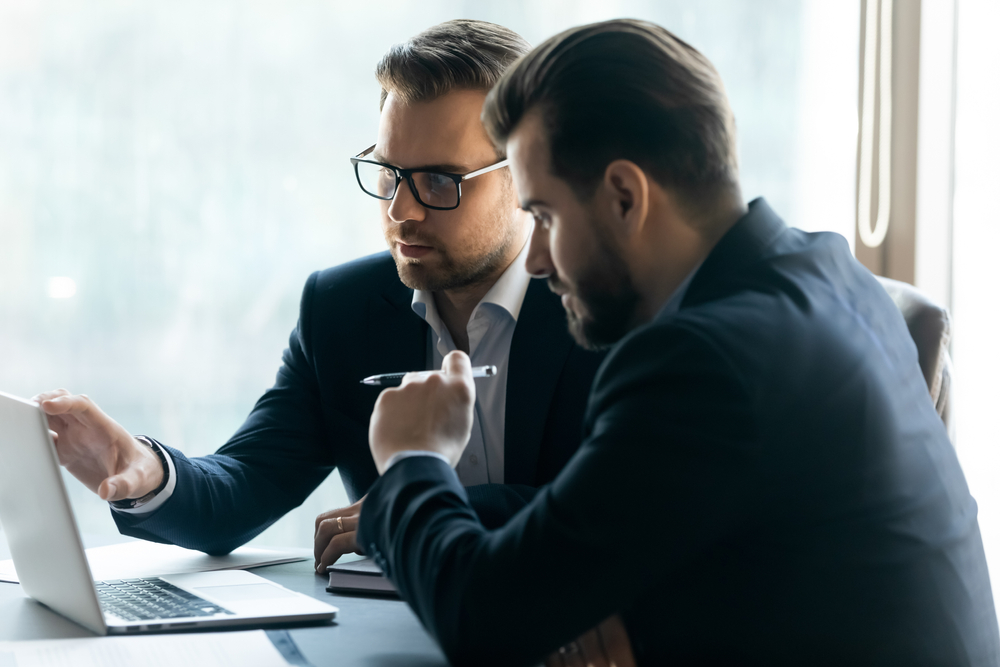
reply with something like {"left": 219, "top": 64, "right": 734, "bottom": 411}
{"left": 483, "top": 19, "right": 740, "bottom": 220}
{"left": 376, "top": 20, "right": 531, "bottom": 112}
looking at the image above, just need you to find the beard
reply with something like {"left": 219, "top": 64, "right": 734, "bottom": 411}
{"left": 387, "top": 187, "right": 521, "bottom": 293}
{"left": 550, "top": 215, "right": 642, "bottom": 351}
{"left": 390, "top": 223, "right": 516, "bottom": 292}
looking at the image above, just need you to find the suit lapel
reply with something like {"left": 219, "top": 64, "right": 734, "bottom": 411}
{"left": 504, "top": 279, "right": 576, "bottom": 486}
{"left": 364, "top": 274, "right": 428, "bottom": 393}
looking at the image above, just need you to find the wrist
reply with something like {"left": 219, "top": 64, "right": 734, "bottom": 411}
{"left": 109, "top": 436, "right": 169, "bottom": 510}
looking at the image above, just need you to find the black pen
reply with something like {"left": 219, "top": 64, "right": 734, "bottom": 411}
{"left": 360, "top": 365, "right": 498, "bottom": 387}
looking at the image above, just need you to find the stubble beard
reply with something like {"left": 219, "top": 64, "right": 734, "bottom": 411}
{"left": 553, "top": 214, "right": 642, "bottom": 351}
{"left": 388, "top": 184, "right": 521, "bottom": 293}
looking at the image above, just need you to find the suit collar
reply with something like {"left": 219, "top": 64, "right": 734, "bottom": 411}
{"left": 679, "top": 197, "right": 787, "bottom": 312}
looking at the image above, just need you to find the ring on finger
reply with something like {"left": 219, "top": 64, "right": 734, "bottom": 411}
{"left": 336, "top": 516, "right": 344, "bottom": 532}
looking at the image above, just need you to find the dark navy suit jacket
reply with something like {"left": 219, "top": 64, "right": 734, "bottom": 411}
{"left": 358, "top": 200, "right": 1000, "bottom": 666}
{"left": 112, "top": 252, "right": 604, "bottom": 555}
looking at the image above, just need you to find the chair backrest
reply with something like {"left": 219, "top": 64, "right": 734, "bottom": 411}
{"left": 876, "top": 276, "right": 954, "bottom": 441}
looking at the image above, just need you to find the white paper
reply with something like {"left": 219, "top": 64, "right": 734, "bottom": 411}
{"left": 0, "top": 541, "right": 309, "bottom": 584}
{"left": 0, "top": 630, "right": 290, "bottom": 667}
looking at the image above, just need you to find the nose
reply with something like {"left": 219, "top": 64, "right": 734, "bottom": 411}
{"left": 387, "top": 177, "right": 426, "bottom": 224}
{"left": 525, "top": 220, "right": 554, "bottom": 278}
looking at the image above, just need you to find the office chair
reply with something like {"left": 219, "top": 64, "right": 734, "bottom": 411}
{"left": 876, "top": 276, "right": 954, "bottom": 441}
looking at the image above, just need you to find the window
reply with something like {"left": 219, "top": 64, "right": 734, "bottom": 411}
{"left": 0, "top": 1, "right": 859, "bottom": 547}
{"left": 952, "top": 0, "right": 1000, "bottom": 600}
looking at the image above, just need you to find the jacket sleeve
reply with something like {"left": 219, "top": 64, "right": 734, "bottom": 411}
{"left": 111, "top": 271, "right": 342, "bottom": 555}
{"left": 357, "top": 322, "right": 757, "bottom": 666}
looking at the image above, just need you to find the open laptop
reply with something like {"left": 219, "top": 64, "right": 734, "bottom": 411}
{"left": 0, "top": 390, "right": 337, "bottom": 634}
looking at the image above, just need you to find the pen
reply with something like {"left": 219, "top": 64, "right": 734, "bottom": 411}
{"left": 360, "top": 365, "right": 498, "bottom": 387}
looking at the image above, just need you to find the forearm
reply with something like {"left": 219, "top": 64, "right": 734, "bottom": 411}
{"left": 464, "top": 483, "right": 538, "bottom": 530}
{"left": 358, "top": 458, "right": 622, "bottom": 667}
{"left": 112, "top": 444, "right": 331, "bottom": 555}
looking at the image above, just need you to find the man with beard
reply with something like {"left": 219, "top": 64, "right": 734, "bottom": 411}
{"left": 33, "top": 20, "right": 604, "bottom": 571}
{"left": 355, "top": 18, "right": 999, "bottom": 667}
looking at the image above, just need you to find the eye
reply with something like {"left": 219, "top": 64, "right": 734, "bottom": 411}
{"left": 532, "top": 212, "right": 552, "bottom": 230}
{"left": 425, "top": 172, "right": 452, "bottom": 190}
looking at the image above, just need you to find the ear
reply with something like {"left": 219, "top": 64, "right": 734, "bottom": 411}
{"left": 602, "top": 160, "right": 650, "bottom": 239}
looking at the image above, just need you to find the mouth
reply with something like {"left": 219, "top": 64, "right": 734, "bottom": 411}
{"left": 397, "top": 242, "right": 434, "bottom": 259}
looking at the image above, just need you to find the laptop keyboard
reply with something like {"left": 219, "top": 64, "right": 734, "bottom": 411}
{"left": 96, "top": 577, "right": 235, "bottom": 622}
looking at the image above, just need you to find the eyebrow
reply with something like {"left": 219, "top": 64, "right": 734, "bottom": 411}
{"left": 371, "top": 152, "right": 471, "bottom": 173}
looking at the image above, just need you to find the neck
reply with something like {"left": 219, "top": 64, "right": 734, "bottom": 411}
{"left": 433, "top": 235, "right": 527, "bottom": 354}
{"left": 433, "top": 279, "right": 495, "bottom": 355}
{"left": 635, "top": 200, "right": 746, "bottom": 322}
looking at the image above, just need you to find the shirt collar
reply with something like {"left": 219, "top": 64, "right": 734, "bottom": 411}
{"left": 411, "top": 238, "right": 532, "bottom": 336}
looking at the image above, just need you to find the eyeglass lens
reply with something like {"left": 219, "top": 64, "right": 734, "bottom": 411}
{"left": 355, "top": 161, "right": 459, "bottom": 209}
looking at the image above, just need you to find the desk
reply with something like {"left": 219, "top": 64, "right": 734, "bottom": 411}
{"left": 0, "top": 532, "right": 448, "bottom": 666}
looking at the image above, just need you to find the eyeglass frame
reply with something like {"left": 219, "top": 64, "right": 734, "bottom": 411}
{"left": 349, "top": 144, "right": 509, "bottom": 211}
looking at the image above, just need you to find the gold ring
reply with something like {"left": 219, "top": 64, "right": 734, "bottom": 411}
{"left": 336, "top": 516, "right": 344, "bottom": 532}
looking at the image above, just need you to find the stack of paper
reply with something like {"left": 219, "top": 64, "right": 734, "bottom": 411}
{"left": 0, "top": 630, "right": 292, "bottom": 666}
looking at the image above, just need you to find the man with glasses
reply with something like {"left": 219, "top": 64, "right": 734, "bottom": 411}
{"left": 35, "top": 20, "right": 604, "bottom": 571}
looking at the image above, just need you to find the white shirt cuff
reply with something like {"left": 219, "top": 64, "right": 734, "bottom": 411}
{"left": 383, "top": 450, "right": 452, "bottom": 472}
{"left": 111, "top": 439, "right": 178, "bottom": 515}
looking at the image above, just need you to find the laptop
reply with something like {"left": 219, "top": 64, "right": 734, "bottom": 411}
{"left": 0, "top": 390, "right": 338, "bottom": 634}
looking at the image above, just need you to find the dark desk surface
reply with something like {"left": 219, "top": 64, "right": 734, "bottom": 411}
{"left": 0, "top": 532, "right": 448, "bottom": 666}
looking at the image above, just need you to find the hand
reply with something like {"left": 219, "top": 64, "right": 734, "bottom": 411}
{"left": 314, "top": 496, "right": 366, "bottom": 574}
{"left": 369, "top": 350, "right": 476, "bottom": 475}
{"left": 545, "top": 615, "right": 636, "bottom": 667}
{"left": 33, "top": 389, "right": 164, "bottom": 502}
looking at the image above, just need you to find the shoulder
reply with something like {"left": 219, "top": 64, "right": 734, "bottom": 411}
{"left": 590, "top": 316, "right": 748, "bottom": 417}
{"left": 311, "top": 251, "right": 400, "bottom": 294}
{"left": 297, "top": 251, "right": 406, "bottom": 309}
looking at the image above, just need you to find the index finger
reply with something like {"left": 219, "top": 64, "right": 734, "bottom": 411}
{"left": 31, "top": 388, "right": 70, "bottom": 405}
{"left": 37, "top": 393, "right": 93, "bottom": 416}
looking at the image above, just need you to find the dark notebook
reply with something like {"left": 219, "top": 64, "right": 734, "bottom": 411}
{"left": 326, "top": 557, "right": 398, "bottom": 598}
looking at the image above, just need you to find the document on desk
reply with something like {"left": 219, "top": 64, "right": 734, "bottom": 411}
{"left": 0, "top": 629, "right": 291, "bottom": 666}
{"left": 0, "top": 541, "right": 309, "bottom": 584}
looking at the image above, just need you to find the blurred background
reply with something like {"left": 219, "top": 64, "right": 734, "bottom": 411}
{"left": 0, "top": 0, "right": 996, "bottom": 600}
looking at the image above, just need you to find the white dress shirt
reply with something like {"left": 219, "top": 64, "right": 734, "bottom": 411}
{"left": 406, "top": 240, "right": 532, "bottom": 485}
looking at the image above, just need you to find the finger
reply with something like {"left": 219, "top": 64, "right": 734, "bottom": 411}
{"left": 38, "top": 393, "right": 93, "bottom": 416}
{"left": 99, "top": 472, "right": 141, "bottom": 502}
{"left": 577, "top": 628, "right": 609, "bottom": 667}
{"left": 399, "top": 371, "right": 432, "bottom": 387}
{"left": 441, "top": 350, "right": 472, "bottom": 380}
{"left": 316, "top": 531, "right": 360, "bottom": 573}
{"left": 314, "top": 515, "right": 361, "bottom": 564}
{"left": 314, "top": 501, "right": 363, "bottom": 534}
{"left": 31, "top": 388, "right": 70, "bottom": 404}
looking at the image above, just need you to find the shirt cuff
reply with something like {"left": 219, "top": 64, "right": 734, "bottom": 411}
{"left": 383, "top": 450, "right": 452, "bottom": 472}
{"left": 110, "top": 439, "right": 178, "bottom": 515}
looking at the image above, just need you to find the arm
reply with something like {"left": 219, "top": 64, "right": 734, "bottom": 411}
{"left": 114, "top": 271, "right": 344, "bottom": 554}
{"left": 43, "top": 272, "right": 345, "bottom": 555}
{"left": 358, "top": 326, "right": 755, "bottom": 666}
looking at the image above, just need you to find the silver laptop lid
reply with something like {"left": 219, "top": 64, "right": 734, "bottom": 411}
{"left": 0, "top": 391, "right": 107, "bottom": 635}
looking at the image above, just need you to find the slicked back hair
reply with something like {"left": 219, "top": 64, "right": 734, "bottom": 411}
{"left": 483, "top": 19, "right": 740, "bottom": 223}
{"left": 376, "top": 19, "right": 531, "bottom": 116}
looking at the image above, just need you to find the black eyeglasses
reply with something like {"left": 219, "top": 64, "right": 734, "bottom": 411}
{"left": 349, "top": 144, "right": 509, "bottom": 211}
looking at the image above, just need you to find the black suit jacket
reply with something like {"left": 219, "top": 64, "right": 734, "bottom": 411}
{"left": 358, "top": 200, "right": 1000, "bottom": 666}
{"left": 112, "top": 252, "right": 604, "bottom": 554}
